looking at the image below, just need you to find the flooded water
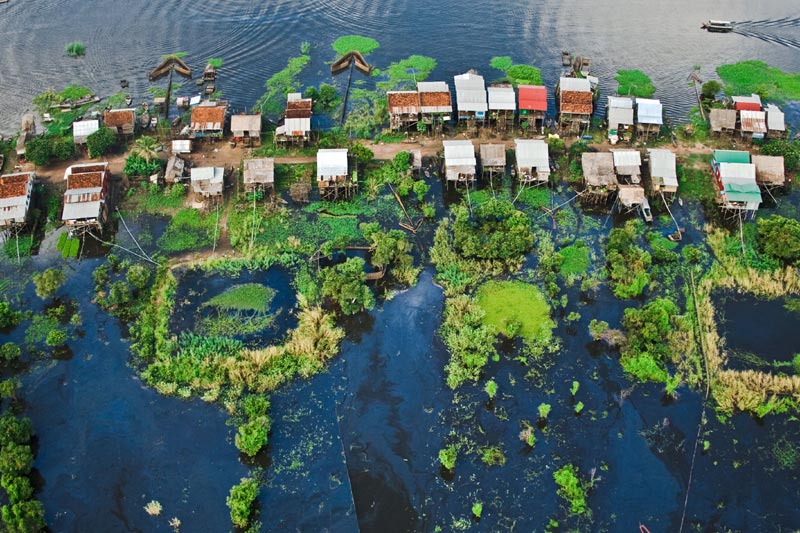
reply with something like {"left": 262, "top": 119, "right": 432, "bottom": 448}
{"left": 1, "top": 0, "right": 800, "bottom": 134}
{"left": 1, "top": 1, "right": 800, "bottom": 531}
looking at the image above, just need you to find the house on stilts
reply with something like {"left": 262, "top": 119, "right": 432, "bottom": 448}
{"left": 607, "top": 96, "right": 634, "bottom": 144}
{"left": 243, "top": 158, "right": 275, "bottom": 194}
{"left": 0, "top": 172, "right": 34, "bottom": 230}
{"left": 709, "top": 108, "right": 737, "bottom": 137}
{"left": 517, "top": 85, "right": 548, "bottom": 133}
{"left": 190, "top": 167, "right": 225, "bottom": 203}
{"left": 417, "top": 81, "right": 452, "bottom": 133}
{"left": 442, "top": 140, "right": 476, "bottom": 188}
{"left": 479, "top": 144, "right": 506, "bottom": 180}
{"left": 646, "top": 149, "right": 678, "bottom": 200}
{"left": 514, "top": 139, "right": 550, "bottom": 186}
{"left": 276, "top": 93, "right": 312, "bottom": 144}
{"left": 231, "top": 114, "right": 263, "bottom": 147}
{"left": 62, "top": 163, "right": 109, "bottom": 232}
{"left": 556, "top": 77, "right": 593, "bottom": 134}
{"left": 581, "top": 152, "right": 617, "bottom": 203}
{"left": 710, "top": 150, "right": 762, "bottom": 219}
{"left": 387, "top": 91, "right": 421, "bottom": 131}
{"left": 487, "top": 84, "right": 516, "bottom": 132}
{"left": 611, "top": 149, "right": 645, "bottom": 213}
{"left": 765, "top": 104, "right": 786, "bottom": 139}
{"left": 454, "top": 71, "right": 488, "bottom": 133}
{"left": 751, "top": 155, "right": 786, "bottom": 194}
{"left": 635, "top": 98, "right": 663, "bottom": 140}
{"left": 317, "top": 149, "right": 355, "bottom": 200}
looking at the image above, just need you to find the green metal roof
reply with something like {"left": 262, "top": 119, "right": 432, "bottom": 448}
{"left": 723, "top": 181, "right": 762, "bottom": 203}
{"left": 713, "top": 150, "right": 751, "bottom": 164}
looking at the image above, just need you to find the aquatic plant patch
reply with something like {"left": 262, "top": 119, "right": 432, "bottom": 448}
{"left": 614, "top": 69, "right": 656, "bottom": 98}
{"left": 717, "top": 60, "right": 800, "bottom": 101}
{"left": 558, "top": 241, "right": 591, "bottom": 276}
{"left": 202, "top": 284, "right": 275, "bottom": 314}
{"left": 475, "top": 280, "right": 554, "bottom": 340}
{"left": 490, "top": 57, "right": 542, "bottom": 86}
{"left": 157, "top": 209, "right": 217, "bottom": 253}
{"left": 332, "top": 35, "right": 380, "bottom": 56}
{"left": 254, "top": 50, "right": 311, "bottom": 117}
{"left": 377, "top": 55, "right": 437, "bottom": 91}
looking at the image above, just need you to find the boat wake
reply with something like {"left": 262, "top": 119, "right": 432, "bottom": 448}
{"left": 734, "top": 16, "right": 800, "bottom": 28}
{"left": 731, "top": 27, "right": 800, "bottom": 51}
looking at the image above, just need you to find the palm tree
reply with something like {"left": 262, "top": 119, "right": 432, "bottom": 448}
{"left": 132, "top": 136, "right": 159, "bottom": 163}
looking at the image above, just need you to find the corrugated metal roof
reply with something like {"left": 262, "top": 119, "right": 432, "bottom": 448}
{"left": 454, "top": 72, "right": 488, "bottom": 112}
{"left": 443, "top": 140, "right": 476, "bottom": 167}
{"left": 514, "top": 139, "right": 549, "bottom": 171}
{"left": 766, "top": 104, "right": 785, "bottom": 131}
{"left": 719, "top": 162, "right": 755, "bottom": 181}
{"left": 612, "top": 149, "right": 642, "bottom": 169}
{"left": 283, "top": 117, "right": 311, "bottom": 135}
{"left": 608, "top": 107, "right": 634, "bottom": 128}
{"left": 480, "top": 144, "right": 506, "bottom": 167}
{"left": 751, "top": 155, "right": 785, "bottom": 184}
{"left": 739, "top": 110, "right": 767, "bottom": 133}
{"left": 172, "top": 140, "right": 192, "bottom": 153}
{"left": 582, "top": 152, "right": 617, "bottom": 187}
{"left": 713, "top": 150, "right": 750, "bottom": 164}
{"left": 317, "top": 149, "right": 348, "bottom": 178}
{"left": 636, "top": 99, "right": 663, "bottom": 125}
{"left": 518, "top": 85, "right": 547, "bottom": 111}
{"left": 73, "top": 120, "right": 100, "bottom": 140}
{"left": 418, "top": 81, "right": 449, "bottom": 93}
{"left": 231, "top": 114, "right": 262, "bottom": 133}
{"left": 607, "top": 96, "right": 633, "bottom": 109}
{"left": 243, "top": 158, "right": 275, "bottom": 185}
{"left": 559, "top": 77, "right": 591, "bottom": 92}
{"left": 487, "top": 86, "right": 516, "bottom": 111}
{"left": 387, "top": 91, "right": 420, "bottom": 114}
{"left": 287, "top": 92, "right": 302, "bottom": 101}
{"left": 732, "top": 94, "right": 762, "bottom": 111}
{"left": 191, "top": 167, "right": 224, "bottom": 183}
{"left": 62, "top": 200, "right": 102, "bottom": 221}
{"left": 709, "top": 109, "right": 737, "bottom": 131}
{"left": 618, "top": 184, "right": 646, "bottom": 207}
{"left": 647, "top": 149, "right": 677, "bottom": 187}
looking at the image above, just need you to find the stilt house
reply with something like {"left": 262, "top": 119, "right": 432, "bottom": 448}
{"left": 231, "top": 114, "right": 262, "bottom": 146}
{"left": 454, "top": 71, "right": 488, "bottom": 124}
{"left": 581, "top": 152, "right": 617, "bottom": 202}
{"left": 243, "top": 158, "right": 275, "bottom": 193}
{"left": 738, "top": 110, "right": 767, "bottom": 141}
{"left": 190, "top": 101, "right": 228, "bottom": 139}
{"left": 517, "top": 85, "right": 547, "bottom": 131}
{"left": 635, "top": 98, "right": 663, "bottom": 139}
{"left": 479, "top": 144, "right": 506, "bottom": 176}
{"left": 442, "top": 140, "right": 476, "bottom": 187}
{"left": 607, "top": 96, "right": 634, "bottom": 143}
{"left": 62, "top": 163, "right": 109, "bottom": 229}
{"left": 556, "top": 77, "right": 593, "bottom": 133}
{"left": 72, "top": 120, "right": 100, "bottom": 145}
{"left": 276, "top": 93, "right": 312, "bottom": 144}
{"left": 387, "top": 91, "right": 421, "bottom": 131}
{"left": 103, "top": 109, "right": 136, "bottom": 136}
{"left": 751, "top": 155, "right": 785, "bottom": 191}
{"left": 417, "top": 81, "right": 452, "bottom": 130}
{"left": 514, "top": 139, "right": 550, "bottom": 185}
{"left": 711, "top": 150, "right": 762, "bottom": 216}
{"left": 487, "top": 85, "right": 515, "bottom": 130}
{"left": 190, "top": 167, "right": 224, "bottom": 199}
{"left": 611, "top": 150, "right": 642, "bottom": 184}
{"left": 317, "top": 149, "right": 355, "bottom": 200}
{"left": 765, "top": 104, "right": 786, "bottom": 139}
{"left": 0, "top": 172, "right": 34, "bottom": 229}
{"left": 646, "top": 149, "right": 678, "bottom": 198}
{"left": 709, "top": 108, "right": 737, "bottom": 136}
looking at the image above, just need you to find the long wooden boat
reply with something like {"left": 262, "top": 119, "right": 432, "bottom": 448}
{"left": 702, "top": 20, "right": 734, "bottom": 32}
{"left": 561, "top": 51, "right": 571, "bottom": 66}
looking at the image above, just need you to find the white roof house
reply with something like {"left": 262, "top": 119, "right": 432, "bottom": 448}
{"left": 190, "top": 167, "right": 224, "bottom": 197}
{"left": 766, "top": 104, "right": 785, "bottom": 132}
{"left": 172, "top": 140, "right": 192, "bottom": 154}
{"left": 612, "top": 149, "right": 642, "bottom": 182}
{"left": 0, "top": 172, "right": 34, "bottom": 227}
{"left": 488, "top": 86, "right": 516, "bottom": 111}
{"left": 454, "top": 72, "right": 488, "bottom": 115}
{"left": 636, "top": 99, "right": 663, "bottom": 125}
{"left": 443, "top": 140, "right": 476, "bottom": 182}
{"left": 73, "top": 120, "right": 101, "bottom": 144}
{"left": 559, "top": 77, "right": 592, "bottom": 93}
{"left": 514, "top": 139, "right": 550, "bottom": 182}
{"left": 231, "top": 114, "right": 262, "bottom": 138}
{"left": 317, "top": 149, "right": 349, "bottom": 180}
{"left": 607, "top": 96, "right": 634, "bottom": 129}
{"left": 647, "top": 149, "right": 678, "bottom": 190}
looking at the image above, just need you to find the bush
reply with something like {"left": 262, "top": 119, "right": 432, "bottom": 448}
{"left": 64, "top": 41, "right": 85, "bottom": 57}
{"left": 620, "top": 298, "right": 679, "bottom": 382}
{"left": 439, "top": 445, "right": 457, "bottom": 470}
{"left": 227, "top": 478, "right": 260, "bottom": 528}
{"left": 319, "top": 257, "right": 374, "bottom": 315}
{"left": 1, "top": 500, "right": 46, "bottom": 533}
{"left": 86, "top": 126, "right": 116, "bottom": 158}
{"left": 32, "top": 268, "right": 67, "bottom": 299}
{"left": 0, "top": 343, "right": 21, "bottom": 362}
{"left": 606, "top": 222, "right": 651, "bottom": 298}
{"left": 0, "top": 415, "right": 32, "bottom": 444}
{"left": 235, "top": 417, "right": 271, "bottom": 457}
{"left": 23, "top": 138, "right": 53, "bottom": 167}
{"left": 452, "top": 200, "right": 534, "bottom": 260}
{"left": 45, "top": 329, "right": 67, "bottom": 348}
{"left": 0, "top": 303, "right": 22, "bottom": 329}
{"left": 126, "top": 264, "right": 151, "bottom": 290}
{"left": 757, "top": 215, "right": 800, "bottom": 263}
{"left": 553, "top": 464, "right": 588, "bottom": 515}
{"left": 0, "top": 475, "right": 33, "bottom": 505}
{"left": 123, "top": 154, "right": 165, "bottom": 178}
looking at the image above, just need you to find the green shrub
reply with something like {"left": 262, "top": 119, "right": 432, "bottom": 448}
{"left": 471, "top": 502, "right": 483, "bottom": 519}
{"left": 538, "top": 403, "right": 551, "bottom": 420}
{"left": 553, "top": 464, "right": 588, "bottom": 515}
{"left": 123, "top": 154, "right": 165, "bottom": 178}
{"left": 227, "top": 478, "right": 260, "bottom": 528}
{"left": 64, "top": 41, "right": 85, "bottom": 57}
{"left": 0, "top": 443, "right": 33, "bottom": 477}
{"left": 0, "top": 415, "right": 32, "bottom": 444}
{"left": 86, "top": 126, "right": 116, "bottom": 158}
{"left": 0, "top": 343, "right": 21, "bottom": 362}
{"left": 606, "top": 222, "right": 651, "bottom": 298}
{"left": 45, "top": 329, "right": 68, "bottom": 348}
{"left": 757, "top": 215, "right": 800, "bottom": 263}
{"left": 479, "top": 445, "right": 506, "bottom": 467}
{"left": 32, "top": 268, "right": 66, "bottom": 299}
{"left": 452, "top": 200, "right": 534, "bottom": 260}
{"left": 484, "top": 380, "right": 498, "bottom": 399}
{"left": 319, "top": 257, "right": 374, "bottom": 315}
{"left": 441, "top": 296, "right": 497, "bottom": 389}
{"left": 0, "top": 303, "right": 22, "bottom": 329}
{"left": 0, "top": 475, "right": 33, "bottom": 505}
{"left": 1, "top": 499, "right": 46, "bottom": 533}
{"left": 235, "top": 417, "right": 271, "bottom": 457}
{"left": 439, "top": 445, "right": 457, "bottom": 470}
{"left": 157, "top": 209, "right": 216, "bottom": 253}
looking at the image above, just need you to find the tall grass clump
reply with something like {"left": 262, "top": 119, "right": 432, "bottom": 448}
{"left": 65, "top": 41, "right": 85, "bottom": 57}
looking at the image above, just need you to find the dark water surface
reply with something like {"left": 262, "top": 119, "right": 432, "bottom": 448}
{"left": 1, "top": 0, "right": 799, "bottom": 134}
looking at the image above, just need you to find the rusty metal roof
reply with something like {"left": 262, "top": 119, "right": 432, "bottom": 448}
{"left": 739, "top": 110, "right": 767, "bottom": 133}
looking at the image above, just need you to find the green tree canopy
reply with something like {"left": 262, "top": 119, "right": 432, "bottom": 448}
{"left": 32, "top": 268, "right": 67, "bottom": 299}
{"left": 319, "top": 257, "right": 375, "bottom": 315}
{"left": 86, "top": 126, "right": 116, "bottom": 158}
{"left": 452, "top": 199, "right": 534, "bottom": 260}
{"left": 758, "top": 215, "right": 800, "bottom": 263}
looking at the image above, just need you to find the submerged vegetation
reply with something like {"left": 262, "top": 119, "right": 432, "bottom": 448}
{"left": 64, "top": 41, "right": 85, "bottom": 57}
{"left": 331, "top": 35, "right": 380, "bottom": 56}
{"left": 490, "top": 56, "right": 542, "bottom": 86}
{"left": 475, "top": 281, "right": 553, "bottom": 341}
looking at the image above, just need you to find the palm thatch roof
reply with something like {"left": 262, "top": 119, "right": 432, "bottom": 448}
{"left": 149, "top": 56, "right": 192, "bottom": 81}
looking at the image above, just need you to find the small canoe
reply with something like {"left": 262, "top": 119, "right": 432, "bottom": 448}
{"left": 561, "top": 51, "right": 571, "bottom": 66}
